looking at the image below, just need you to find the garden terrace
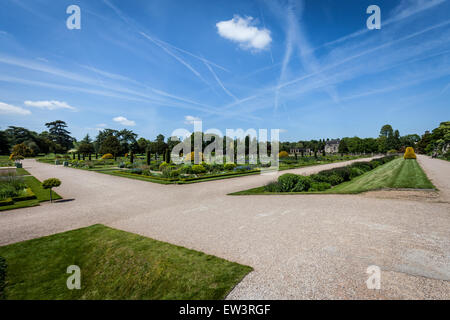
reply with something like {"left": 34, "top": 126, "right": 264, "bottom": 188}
{"left": 231, "top": 156, "right": 435, "bottom": 195}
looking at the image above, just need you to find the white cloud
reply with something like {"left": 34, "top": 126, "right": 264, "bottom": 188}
{"left": 24, "top": 100, "right": 77, "bottom": 111}
{"left": 216, "top": 15, "right": 272, "bottom": 50}
{"left": 0, "top": 102, "right": 31, "bottom": 115}
{"left": 113, "top": 116, "right": 136, "bottom": 126}
{"left": 184, "top": 115, "right": 201, "bottom": 124}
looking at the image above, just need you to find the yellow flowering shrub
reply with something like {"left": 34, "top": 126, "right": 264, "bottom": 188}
{"left": 278, "top": 151, "right": 289, "bottom": 158}
{"left": 101, "top": 153, "right": 114, "bottom": 159}
{"left": 403, "top": 147, "right": 416, "bottom": 159}
{"left": 184, "top": 151, "right": 204, "bottom": 161}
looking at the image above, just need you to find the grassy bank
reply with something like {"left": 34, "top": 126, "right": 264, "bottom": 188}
{"left": 231, "top": 158, "right": 435, "bottom": 195}
{"left": 0, "top": 225, "right": 252, "bottom": 300}
{"left": 329, "top": 158, "right": 435, "bottom": 193}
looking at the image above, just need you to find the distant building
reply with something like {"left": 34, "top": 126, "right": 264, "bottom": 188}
{"left": 325, "top": 139, "right": 340, "bottom": 154}
{"left": 290, "top": 148, "right": 311, "bottom": 155}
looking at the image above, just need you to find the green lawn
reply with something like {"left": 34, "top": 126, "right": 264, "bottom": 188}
{"left": 231, "top": 158, "right": 435, "bottom": 195}
{"left": 0, "top": 224, "right": 252, "bottom": 300}
{"left": 329, "top": 158, "right": 435, "bottom": 193}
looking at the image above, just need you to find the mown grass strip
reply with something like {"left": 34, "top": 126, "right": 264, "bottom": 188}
{"left": 0, "top": 224, "right": 252, "bottom": 300}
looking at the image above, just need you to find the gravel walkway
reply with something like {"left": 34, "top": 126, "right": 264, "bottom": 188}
{"left": 0, "top": 155, "right": 448, "bottom": 299}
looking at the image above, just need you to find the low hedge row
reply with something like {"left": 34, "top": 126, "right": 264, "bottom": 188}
{"left": 0, "top": 198, "right": 14, "bottom": 207}
{"left": 0, "top": 188, "right": 36, "bottom": 206}
{"left": 265, "top": 155, "right": 396, "bottom": 193}
{"left": 113, "top": 169, "right": 260, "bottom": 183}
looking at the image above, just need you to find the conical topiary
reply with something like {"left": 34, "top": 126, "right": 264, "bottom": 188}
{"left": 403, "top": 147, "right": 416, "bottom": 159}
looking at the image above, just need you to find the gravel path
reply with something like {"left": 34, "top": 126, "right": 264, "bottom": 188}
{"left": 0, "top": 155, "right": 449, "bottom": 299}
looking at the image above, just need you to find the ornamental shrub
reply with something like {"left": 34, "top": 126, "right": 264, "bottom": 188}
{"left": 350, "top": 162, "right": 372, "bottom": 172}
{"left": 42, "top": 178, "right": 61, "bottom": 203}
{"left": 192, "top": 164, "right": 206, "bottom": 174}
{"left": 349, "top": 167, "right": 364, "bottom": 179}
{"left": 101, "top": 153, "right": 114, "bottom": 160}
{"left": 325, "top": 174, "right": 344, "bottom": 186}
{"left": 290, "top": 176, "right": 313, "bottom": 192}
{"left": 159, "top": 162, "right": 169, "bottom": 171}
{"left": 264, "top": 181, "right": 280, "bottom": 192}
{"left": 130, "top": 168, "right": 143, "bottom": 175}
{"left": 404, "top": 147, "right": 417, "bottom": 159}
{"left": 278, "top": 151, "right": 289, "bottom": 158}
{"left": 368, "top": 160, "right": 381, "bottom": 169}
{"left": 308, "top": 182, "right": 332, "bottom": 192}
{"left": 224, "top": 163, "right": 236, "bottom": 171}
{"left": 169, "top": 169, "right": 181, "bottom": 177}
{"left": 185, "top": 151, "right": 204, "bottom": 162}
{"left": 277, "top": 174, "right": 300, "bottom": 192}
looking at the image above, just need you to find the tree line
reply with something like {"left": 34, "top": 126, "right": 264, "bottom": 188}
{"left": 1, "top": 121, "right": 448, "bottom": 158}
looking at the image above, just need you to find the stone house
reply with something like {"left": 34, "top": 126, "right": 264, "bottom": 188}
{"left": 325, "top": 139, "right": 340, "bottom": 154}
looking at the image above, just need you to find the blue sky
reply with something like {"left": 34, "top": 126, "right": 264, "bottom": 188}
{"left": 0, "top": 0, "right": 449, "bottom": 141}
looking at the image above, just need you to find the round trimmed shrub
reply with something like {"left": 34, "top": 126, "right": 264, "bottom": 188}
{"left": 278, "top": 151, "right": 289, "bottom": 158}
{"left": 101, "top": 153, "right": 114, "bottom": 160}
{"left": 404, "top": 147, "right": 417, "bottom": 159}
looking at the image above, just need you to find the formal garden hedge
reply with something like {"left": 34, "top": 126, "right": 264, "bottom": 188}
{"left": 265, "top": 155, "right": 396, "bottom": 193}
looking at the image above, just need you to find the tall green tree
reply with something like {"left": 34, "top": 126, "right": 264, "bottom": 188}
{"left": 77, "top": 134, "right": 95, "bottom": 156}
{"left": 45, "top": 120, "right": 74, "bottom": 152}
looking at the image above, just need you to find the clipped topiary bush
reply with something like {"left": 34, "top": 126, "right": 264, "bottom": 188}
{"left": 42, "top": 178, "right": 61, "bottom": 203}
{"left": 404, "top": 147, "right": 417, "bottom": 159}
{"left": 278, "top": 151, "right": 290, "bottom": 158}
{"left": 101, "top": 153, "right": 114, "bottom": 160}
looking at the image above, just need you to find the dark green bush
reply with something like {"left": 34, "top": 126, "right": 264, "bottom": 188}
{"left": 349, "top": 162, "right": 372, "bottom": 172}
{"left": 130, "top": 168, "right": 143, "bottom": 175}
{"left": 264, "top": 181, "right": 280, "bottom": 192}
{"left": 309, "top": 182, "right": 331, "bottom": 191}
{"left": 192, "top": 164, "right": 206, "bottom": 174}
{"left": 349, "top": 167, "right": 364, "bottom": 179}
{"left": 290, "top": 176, "right": 313, "bottom": 192}
{"left": 0, "top": 256, "right": 6, "bottom": 299}
{"left": 326, "top": 174, "right": 344, "bottom": 186}
{"left": 277, "top": 174, "right": 301, "bottom": 192}
{"left": 224, "top": 163, "right": 236, "bottom": 171}
{"left": 368, "top": 160, "right": 381, "bottom": 169}
{"left": 180, "top": 165, "right": 193, "bottom": 174}
{"left": 317, "top": 167, "right": 351, "bottom": 181}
